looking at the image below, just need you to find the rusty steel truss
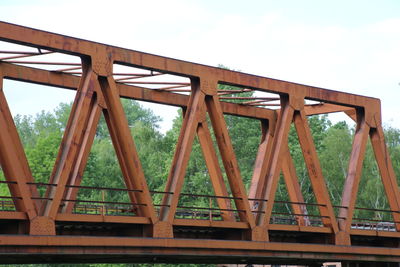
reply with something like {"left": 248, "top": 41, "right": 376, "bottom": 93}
{"left": 0, "top": 21, "right": 399, "bottom": 265}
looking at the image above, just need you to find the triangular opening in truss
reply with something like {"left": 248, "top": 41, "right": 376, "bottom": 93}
{"left": 318, "top": 116, "right": 355, "bottom": 217}
{"left": 203, "top": 106, "right": 256, "bottom": 222}
{"left": 158, "top": 105, "right": 241, "bottom": 222}
{"left": 353, "top": 138, "right": 394, "bottom": 229}
{"left": 152, "top": 109, "right": 185, "bottom": 210}
{"left": 213, "top": 113, "right": 267, "bottom": 223}
{"left": 2, "top": 80, "right": 76, "bottom": 198}
{"left": 175, "top": 115, "right": 239, "bottom": 222}
{"left": 120, "top": 98, "right": 179, "bottom": 208}
{"left": 66, "top": 112, "right": 134, "bottom": 216}
{"left": 176, "top": 135, "right": 220, "bottom": 220}
{"left": 112, "top": 63, "right": 192, "bottom": 210}
{"left": 224, "top": 114, "right": 262, "bottom": 190}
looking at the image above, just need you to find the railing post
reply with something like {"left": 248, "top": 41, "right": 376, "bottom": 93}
{"left": 209, "top": 197, "right": 212, "bottom": 222}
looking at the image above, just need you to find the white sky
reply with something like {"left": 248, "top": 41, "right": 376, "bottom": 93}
{"left": 1, "top": 0, "right": 400, "bottom": 132}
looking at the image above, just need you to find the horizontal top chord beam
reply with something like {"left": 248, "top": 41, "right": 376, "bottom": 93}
{"left": 0, "top": 21, "right": 380, "bottom": 110}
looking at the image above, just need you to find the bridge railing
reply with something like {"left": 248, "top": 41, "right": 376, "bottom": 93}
{"left": 0, "top": 180, "right": 398, "bottom": 231}
{"left": 0, "top": 198, "right": 16, "bottom": 211}
{"left": 152, "top": 190, "right": 245, "bottom": 221}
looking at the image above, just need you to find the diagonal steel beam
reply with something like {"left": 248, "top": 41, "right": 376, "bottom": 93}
{"left": 42, "top": 60, "right": 98, "bottom": 219}
{"left": 197, "top": 120, "right": 235, "bottom": 221}
{"left": 159, "top": 79, "right": 206, "bottom": 224}
{"left": 337, "top": 109, "right": 370, "bottom": 244}
{"left": 293, "top": 109, "right": 340, "bottom": 238}
{"left": 0, "top": 75, "right": 39, "bottom": 219}
{"left": 206, "top": 91, "right": 255, "bottom": 229}
{"left": 256, "top": 96, "right": 294, "bottom": 232}
{"left": 370, "top": 126, "right": 400, "bottom": 231}
{"left": 97, "top": 75, "right": 157, "bottom": 221}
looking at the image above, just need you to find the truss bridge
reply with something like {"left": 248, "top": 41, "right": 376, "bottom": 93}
{"left": 0, "top": 21, "right": 400, "bottom": 266}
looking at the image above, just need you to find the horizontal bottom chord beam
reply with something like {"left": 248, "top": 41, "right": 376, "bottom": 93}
{"left": 0, "top": 235, "right": 400, "bottom": 264}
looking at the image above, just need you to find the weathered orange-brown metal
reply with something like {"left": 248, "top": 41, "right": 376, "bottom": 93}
{"left": 0, "top": 21, "right": 399, "bottom": 265}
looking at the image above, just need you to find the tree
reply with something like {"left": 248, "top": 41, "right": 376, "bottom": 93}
{"left": 319, "top": 122, "right": 353, "bottom": 206}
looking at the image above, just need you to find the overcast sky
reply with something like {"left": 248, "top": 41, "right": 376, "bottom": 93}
{"left": 1, "top": 0, "right": 399, "bottom": 132}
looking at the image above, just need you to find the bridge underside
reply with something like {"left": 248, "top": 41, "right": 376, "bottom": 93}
{"left": 2, "top": 236, "right": 400, "bottom": 265}
{"left": 3, "top": 215, "right": 400, "bottom": 265}
{"left": 0, "top": 21, "right": 400, "bottom": 265}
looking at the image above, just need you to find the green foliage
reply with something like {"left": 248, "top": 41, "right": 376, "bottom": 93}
{"left": 77, "top": 99, "right": 168, "bottom": 204}
{"left": 225, "top": 114, "right": 261, "bottom": 187}
{"left": 319, "top": 122, "right": 353, "bottom": 206}
{"left": 385, "top": 126, "right": 400, "bottom": 178}
{"left": 164, "top": 110, "right": 214, "bottom": 207}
